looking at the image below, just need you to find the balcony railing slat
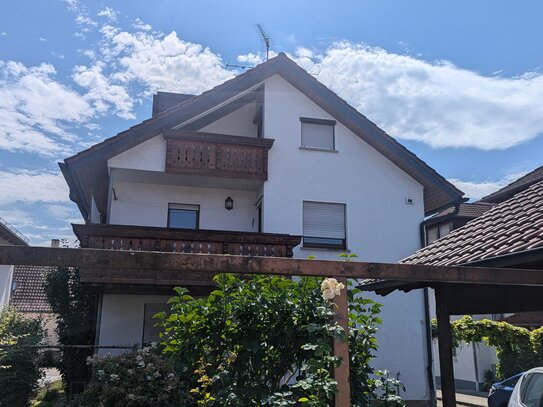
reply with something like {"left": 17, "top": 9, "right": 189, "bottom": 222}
{"left": 164, "top": 130, "right": 273, "bottom": 181}
{"left": 74, "top": 224, "right": 300, "bottom": 259}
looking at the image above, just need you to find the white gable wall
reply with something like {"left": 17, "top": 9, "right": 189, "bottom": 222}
{"left": 263, "top": 74, "right": 429, "bottom": 400}
{"left": 200, "top": 102, "right": 258, "bottom": 137}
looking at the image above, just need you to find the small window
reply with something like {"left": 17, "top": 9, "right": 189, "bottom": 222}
{"left": 142, "top": 303, "right": 169, "bottom": 345}
{"left": 300, "top": 117, "right": 336, "bottom": 150}
{"left": 303, "top": 201, "right": 346, "bottom": 249}
{"left": 168, "top": 203, "right": 199, "bottom": 229}
{"left": 521, "top": 373, "right": 543, "bottom": 407}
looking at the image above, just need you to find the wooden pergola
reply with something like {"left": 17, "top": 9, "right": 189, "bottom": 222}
{"left": 2, "top": 245, "right": 543, "bottom": 407}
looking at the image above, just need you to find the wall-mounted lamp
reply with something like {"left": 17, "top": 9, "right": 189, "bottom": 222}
{"left": 225, "top": 196, "right": 234, "bottom": 210}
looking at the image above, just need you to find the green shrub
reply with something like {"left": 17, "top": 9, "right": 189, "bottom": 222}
{"left": 0, "top": 307, "right": 45, "bottom": 407}
{"left": 44, "top": 266, "right": 95, "bottom": 397}
{"left": 158, "top": 273, "right": 402, "bottom": 406}
{"left": 434, "top": 316, "right": 543, "bottom": 379}
{"left": 71, "top": 345, "right": 192, "bottom": 406}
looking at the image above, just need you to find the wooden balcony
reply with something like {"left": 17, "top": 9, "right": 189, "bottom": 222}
{"left": 164, "top": 130, "right": 274, "bottom": 181}
{"left": 73, "top": 224, "right": 301, "bottom": 258}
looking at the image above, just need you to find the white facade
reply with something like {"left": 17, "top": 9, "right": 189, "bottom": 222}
{"left": 96, "top": 74, "right": 436, "bottom": 401}
{"left": 0, "top": 236, "right": 15, "bottom": 308}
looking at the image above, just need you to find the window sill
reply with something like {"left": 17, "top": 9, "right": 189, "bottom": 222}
{"left": 300, "top": 246, "right": 350, "bottom": 252}
{"left": 299, "top": 146, "right": 338, "bottom": 153}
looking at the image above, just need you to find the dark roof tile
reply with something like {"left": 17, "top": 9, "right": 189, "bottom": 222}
{"left": 10, "top": 265, "right": 52, "bottom": 313}
{"left": 402, "top": 180, "right": 543, "bottom": 266}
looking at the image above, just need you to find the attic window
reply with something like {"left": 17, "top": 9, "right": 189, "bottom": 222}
{"left": 300, "top": 117, "right": 336, "bottom": 151}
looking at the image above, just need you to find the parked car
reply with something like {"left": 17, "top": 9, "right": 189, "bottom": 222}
{"left": 488, "top": 373, "right": 523, "bottom": 407}
{"left": 508, "top": 367, "right": 543, "bottom": 407}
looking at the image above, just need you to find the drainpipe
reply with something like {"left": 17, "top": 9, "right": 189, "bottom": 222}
{"left": 424, "top": 287, "right": 437, "bottom": 407}
{"left": 419, "top": 199, "right": 465, "bottom": 406}
{"left": 472, "top": 343, "right": 480, "bottom": 392}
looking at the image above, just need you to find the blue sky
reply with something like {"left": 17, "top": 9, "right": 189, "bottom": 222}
{"left": 1, "top": 0, "right": 543, "bottom": 245}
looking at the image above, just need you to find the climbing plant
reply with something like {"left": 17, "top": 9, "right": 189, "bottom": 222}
{"left": 433, "top": 316, "right": 543, "bottom": 379}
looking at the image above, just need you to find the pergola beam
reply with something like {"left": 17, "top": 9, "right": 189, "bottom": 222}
{"left": 2, "top": 245, "right": 543, "bottom": 286}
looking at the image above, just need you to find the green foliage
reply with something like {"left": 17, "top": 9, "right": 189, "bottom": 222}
{"left": 157, "top": 272, "right": 404, "bottom": 406}
{"left": 71, "top": 345, "right": 192, "bottom": 406}
{"left": 31, "top": 379, "right": 65, "bottom": 406}
{"left": 0, "top": 307, "right": 45, "bottom": 407}
{"left": 158, "top": 274, "right": 342, "bottom": 406}
{"left": 44, "top": 267, "right": 95, "bottom": 396}
{"left": 433, "top": 316, "right": 543, "bottom": 379}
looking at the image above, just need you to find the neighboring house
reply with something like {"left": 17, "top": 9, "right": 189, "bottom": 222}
{"left": 0, "top": 216, "right": 29, "bottom": 307}
{"left": 59, "top": 53, "right": 464, "bottom": 404}
{"left": 401, "top": 178, "right": 543, "bottom": 391}
{"left": 418, "top": 166, "right": 543, "bottom": 390}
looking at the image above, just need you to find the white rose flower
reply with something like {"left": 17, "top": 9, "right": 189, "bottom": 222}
{"left": 321, "top": 278, "right": 345, "bottom": 300}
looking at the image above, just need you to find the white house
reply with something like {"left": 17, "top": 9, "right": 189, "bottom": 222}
{"left": 0, "top": 216, "right": 29, "bottom": 307}
{"left": 60, "top": 53, "right": 464, "bottom": 405}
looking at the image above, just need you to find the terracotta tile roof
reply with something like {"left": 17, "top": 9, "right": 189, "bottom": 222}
{"left": 10, "top": 265, "right": 52, "bottom": 313}
{"left": 481, "top": 165, "right": 543, "bottom": 204}
{"left": 429, "top": 201, "right": 495, "bottom": 222}
{"left": 0, "top": 217, "right": 29, "bottom": 246}
{"left": 502, "top": 311, "right": 543, "bottom": 327}
{"left": 402, "top": 179, "right": 543, "bottom": 266}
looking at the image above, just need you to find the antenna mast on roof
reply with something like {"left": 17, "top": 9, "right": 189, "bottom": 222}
{"left": 256, "top": 23, "right": 270, "bottom": 61}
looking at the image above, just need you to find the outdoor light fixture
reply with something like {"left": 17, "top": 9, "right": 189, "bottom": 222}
{"left": 225, "top": 196, "right": 234, "bottom": 210}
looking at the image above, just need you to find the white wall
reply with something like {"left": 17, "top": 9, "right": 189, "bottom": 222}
{"left": 263, "top": 74, "right": 429, "bottom": 400}
{"left": 109, "top": 181, "right": 259, "bottom": 232}
{"left": 200, "top": 102, "right": 258, "bottom": 137}
{"left": 98, "top": 294, "right": 171, "bottom": 355}
{"left": 0, "top": 265, "right": 13, "bottom": 307}
{"left": 108, "top": 135, "right": 166, "bottom": 172}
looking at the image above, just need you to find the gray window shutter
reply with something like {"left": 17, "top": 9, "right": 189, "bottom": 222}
{"left": 303, "top": 202, "right": 346, "bottom": 239}
{"left": 143, "top": 303, "right": 169, "bottom": 344}
{"left": 301, "top": 122, "right": 334, "bottom": 149}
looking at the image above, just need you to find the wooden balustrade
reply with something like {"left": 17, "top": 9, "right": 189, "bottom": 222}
{"left": 73, "top": 224, "right": 301, "bottom": 258}
{"left": 164, "top": 130, "right": 274, "bottom": 180}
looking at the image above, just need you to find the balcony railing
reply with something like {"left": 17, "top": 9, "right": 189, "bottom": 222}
{"left": 164, "top": 130, "right": 274, "bottom": 181}
{"left": 73, "top": 224, "right": 301, "bottom": 258}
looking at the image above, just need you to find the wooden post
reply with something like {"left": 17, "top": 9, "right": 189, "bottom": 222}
{"left": 333, "top": 277, "right": 351, "bottom": 407}
{"left": 435, "top": 287, "right": 456, "bottom": 407}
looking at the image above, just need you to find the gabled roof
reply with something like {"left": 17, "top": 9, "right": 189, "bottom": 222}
{"left": 402, "top": 179, "right": 543, "bottom": 266}
{"left": 60, "top": 53, "right": 464, "bottom": 219}
{"left": 425, "top": 201, "right": 495, "bottom": 226}
{"left": 0, "top": 217, "right": 29, "bottom": 246}
{"left": 10, "top": 265, "right": 52, "bottom": 313}
{"left": 481, "top": 165, "right": 543, "bottom": 204}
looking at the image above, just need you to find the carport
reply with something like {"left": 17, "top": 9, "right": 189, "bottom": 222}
{"left": 2, "top": 244, "right": 543, "bottom": 407}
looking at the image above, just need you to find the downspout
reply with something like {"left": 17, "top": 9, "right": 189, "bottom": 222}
{"left": 424, "top": 287, "right": 436, "bottom": 407}
{"left": 419, "top": 199, "right": 464, "bottom": 406}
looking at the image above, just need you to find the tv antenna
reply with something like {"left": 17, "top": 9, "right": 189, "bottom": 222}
{"left": 256, "top": 23, "right": 271, "bottom": 61}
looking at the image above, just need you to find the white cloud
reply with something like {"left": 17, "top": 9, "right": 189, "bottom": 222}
{"left": 448, "top": 171, "right": 526, "bottom": 200}
{"left": 132, "top": 18, "right": 151, "bottom": 31}
{"left": 0, "top": 60, "right": 92, "bottom": 156}
{"left": 75, "top": 15, "right": 97, "bottom": 27}
{"left": 0, "top": 32, "right": 6, "bottom": 37}
{"left": 73, "top": 63, "right": 135, "bottom": 119}
{"left": 39, "top": 37, "right": 47, "bottom": 42}
{"left": 294, "top": 42, "right": 543, "bottom": 150}
{"left": 237, "top": 53, "right": 263, "bottom": 66}
{"left": 0, "top": 170, "right": 70, "bottom": 204}
{"left": 98, "top": 7, "right": 118, "bottom": 22}
{"left": 96, "top": 27, "right": 234, "bottom": 96}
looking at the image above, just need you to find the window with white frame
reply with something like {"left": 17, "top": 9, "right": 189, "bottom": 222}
{"left": 168, "top": 203, "right": 199, "bottom": 229}
{"left": 300, "top": 117, "right": 336, "bottom": 150}
{"left": 303, "top": 201, "right": 346, "bottom": 249}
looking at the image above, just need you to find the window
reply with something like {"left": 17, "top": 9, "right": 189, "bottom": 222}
{"left": 142, "top": 303, "right": 169, "bottom": 345}
{"left": 168, "top": 203, "right": 199, "bottom": 229}
{"left": 426, "top": 222, "right": 453, "bottom": 245}
{"left": 300, "top": 117, "right": 336, "bottom": 150}
{"left": 520, "top": 373, "right": 543, "bottom": 407}
{"left": 303, "top": 201, "right": 346, "bottom": 249}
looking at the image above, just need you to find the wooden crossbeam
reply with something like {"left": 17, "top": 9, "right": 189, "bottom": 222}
{"left": 1, "top": 245, "right": 543, "bottom": 286}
